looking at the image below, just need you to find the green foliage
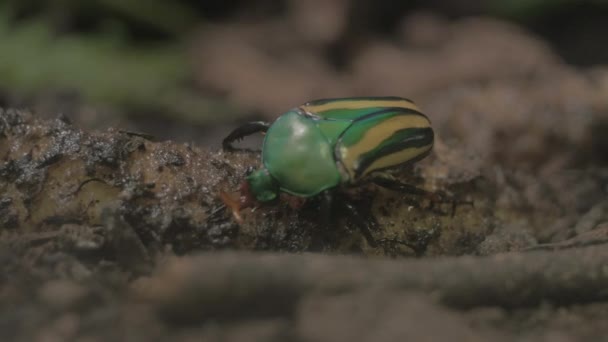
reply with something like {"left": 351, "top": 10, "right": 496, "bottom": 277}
{"left": 0, "top": 7, "right": 237, "bottom": 124}
{"left": 4, "top": 0, "right": 200, "bottom": 36}
{"left": 96, "top": 0, "right": 199, "bottom": 35}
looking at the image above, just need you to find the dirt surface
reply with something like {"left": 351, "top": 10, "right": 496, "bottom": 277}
{"left": 2, "top": 15, "right": 608, "bottom": 341}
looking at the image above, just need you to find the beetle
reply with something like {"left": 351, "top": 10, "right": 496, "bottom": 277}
{"left": 221, "top": 96, "right": 451, "bottom": 246}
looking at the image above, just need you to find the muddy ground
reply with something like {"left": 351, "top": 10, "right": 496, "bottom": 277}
{"left": 2, "top": 13, "right": 608, "bottom": 341}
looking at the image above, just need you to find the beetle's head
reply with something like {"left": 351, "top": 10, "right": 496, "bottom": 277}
{"left": 245, "top": 168, "right": 279, "bottom": 203}
{"left": 220, "top": 167, "right": 279, "bottom": 223}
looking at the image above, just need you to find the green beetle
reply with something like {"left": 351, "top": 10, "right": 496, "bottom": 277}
{"left": 221, "top": 96, "right": 442, "bottom": 226}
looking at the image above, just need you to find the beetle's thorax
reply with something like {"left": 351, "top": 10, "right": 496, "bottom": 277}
{"left": 260, "top": 110, "right": 342, "bottom": 197}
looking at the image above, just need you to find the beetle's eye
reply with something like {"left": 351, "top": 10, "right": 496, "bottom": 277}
{"left": 244, "top": 166, "right": 255, "bottom": 176}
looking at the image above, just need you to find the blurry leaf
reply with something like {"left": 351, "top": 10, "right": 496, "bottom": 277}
{"left": 0, "top": 8, "right": 239, "bottom": 124}
{"left": 4, "top": 0, "right": 200, "bottom": 36}
{"left": 98, "top": 0, "right": 200, "bottom": 35}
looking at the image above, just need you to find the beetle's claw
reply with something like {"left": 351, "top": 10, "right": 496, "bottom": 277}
{"left": 220, "top": 191, "right": 244, "bottom": 224}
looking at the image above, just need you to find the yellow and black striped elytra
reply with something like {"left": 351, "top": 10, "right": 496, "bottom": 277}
{"left": 301, "top": 97, "right": 434, "bottom": 182}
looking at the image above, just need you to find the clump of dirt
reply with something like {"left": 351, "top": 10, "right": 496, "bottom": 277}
{"left": 0, "top": 106, "right": 493, "bottom": 259}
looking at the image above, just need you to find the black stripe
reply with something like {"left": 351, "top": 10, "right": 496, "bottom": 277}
{"left": 352, "top": 107, "right": 428, "bottom": 122}
{"left": 332, "top": 109, "right": 430, "bottom": 176}
{"left": 335, "top": 108, "right": 429, "bottom": 151}
{"left": 354, "top": 127, "right": 434, "bottom": 178}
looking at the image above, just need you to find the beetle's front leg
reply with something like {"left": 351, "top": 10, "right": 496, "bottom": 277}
{"left": 319, "top": 190, "right": 333, "bottom": 228}
{"left": 222, "top": 121, "right": 271, "bottom": 151}
{"left": 372, "top": 175, "right": 470, "bottom": 216}
{"left": 308, "top": 191, "right": 336, "bottom": 251}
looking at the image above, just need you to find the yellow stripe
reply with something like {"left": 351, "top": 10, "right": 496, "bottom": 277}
{"left": 338, "top": 115, "right": 431, "bottom": 179}
{"left": 306, "top": 99, "right": 420, "bottom": 114}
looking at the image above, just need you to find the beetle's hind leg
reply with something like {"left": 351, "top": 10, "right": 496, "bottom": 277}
{"left": 222, "top": 121, "right": 271, "bottom": 151}
{"left": 372, "top": 175, "right": 472, "bottom": 216}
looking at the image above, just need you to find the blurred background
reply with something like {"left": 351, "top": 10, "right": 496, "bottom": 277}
{"left": 1, "top": 0, "right": 607, "bottom": 147}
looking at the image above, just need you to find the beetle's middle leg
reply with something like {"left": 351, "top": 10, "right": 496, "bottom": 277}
{"left": 372, "top": 175, "right": 471, "bottom": 216}
{"left": 222, "top": 121, "right": 271, "bottom": 151}
{"left": 308, "top": 191, "right": 337, "bottom": 251}
{"left": 338, "top": 200, "right": 379, "bottom": 248}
